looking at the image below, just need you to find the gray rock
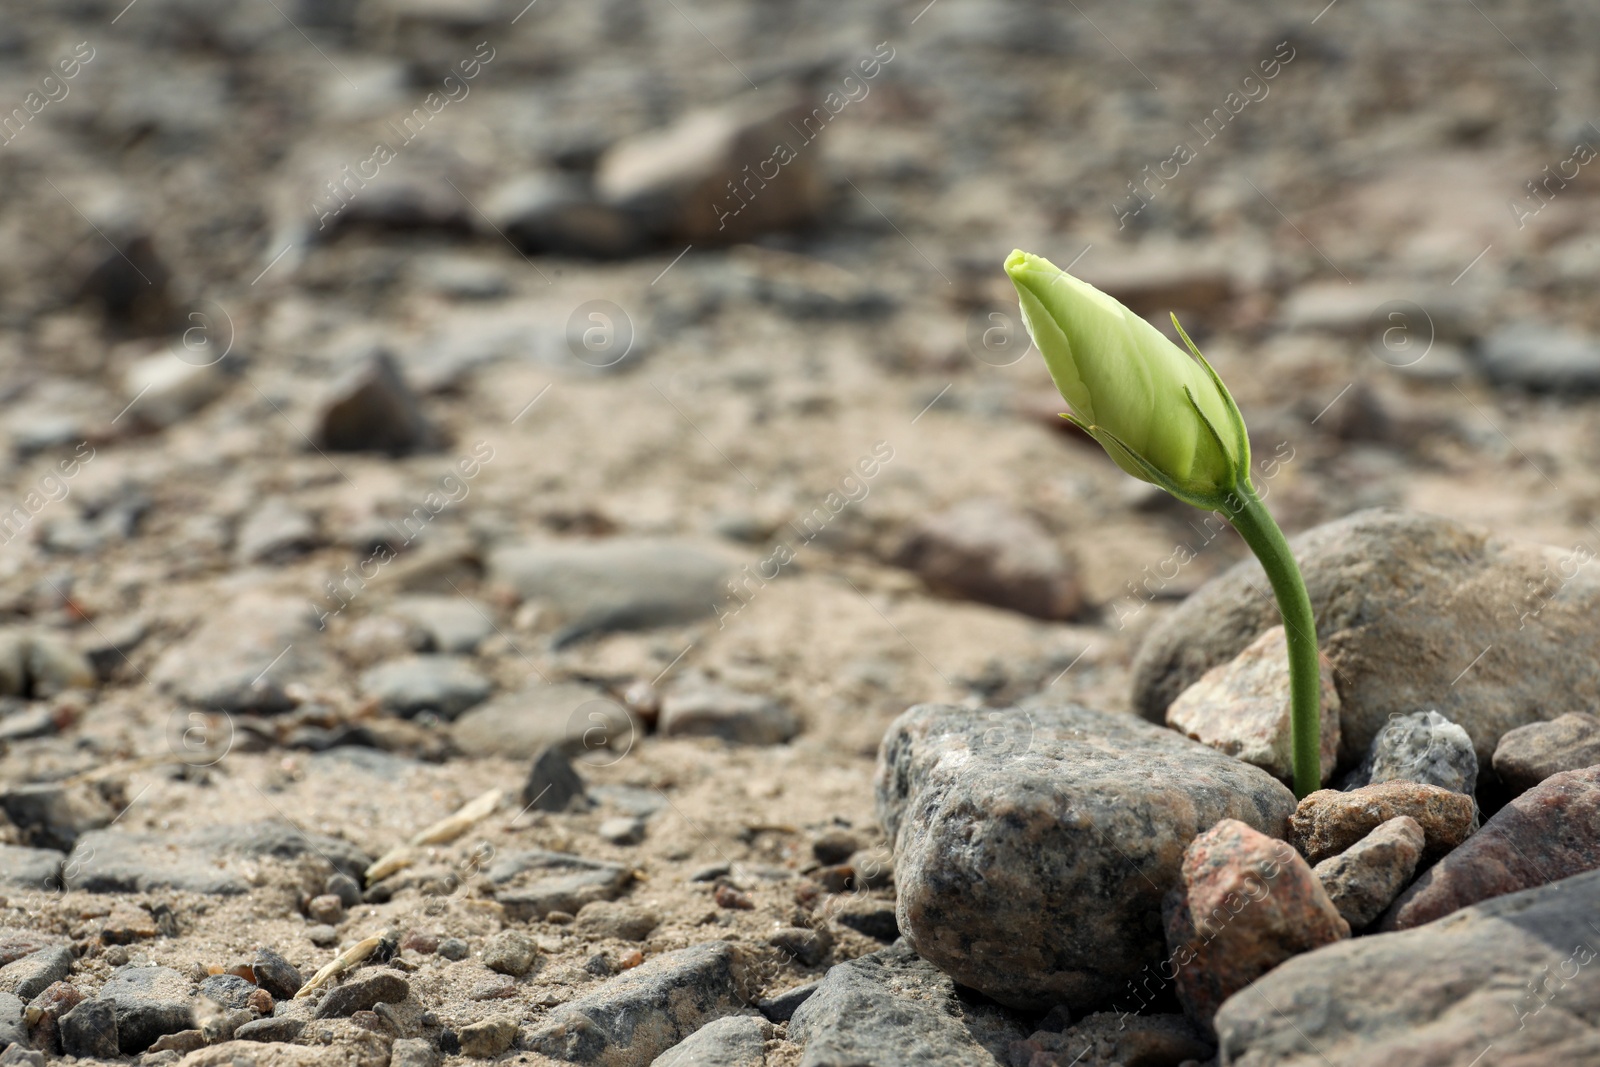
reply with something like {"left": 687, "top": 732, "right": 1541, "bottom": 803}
{"left": 0, "top": 946, "right": 72, "bottom": 1000}
{"left": 573, "top": 902, "right": 658, "bottom": 942}
{"left": 1132, "top": 508, "right": 1600, "bottom": 766}
{"left": 827, "top": 899, "right": 898, "bottom": 943}
{"left": 492, "top": 852, "right": 634, "bottom": 922}
{"left": 59, "top": 998, "right": 119, "bottom": 1058}
{"left": 1354, "top": 709, "right": 1478, "bottom": 793}
{"left": 22, "top": 634, "right": 96, "bottom": 697}
{"left": 315, "top": 348, "right": 433, "bottom": 455}
{"left": 892, "top": 499, "right": 1084, "bottom": 621}
{"left": 388, "top": 595, "right": 495, "bottom": 654}
{"left": 481, "top": 930, "right": 538, "bottom": 977}
{"left": 481, "top": 173, "right": 640, "bottom": 258}
{"left": 151, "top": 593, "right": 331, "bottom": 714}
{"left": 0, "top": 846, "right": 63, "bottom": 890}
{"left": 523, "top": 942, "right": 752, "bottom": 1065}
{"left": 789, "top": 942, "right": 1023, "bottom": 1067}
{"left": 437, "top": 938, "right": 468, "bottom": 961}
{"left": 0, "top": 1047, "right": 43, "bottom": 1067}
{"left": 876, "top": 702, "right": 1296, "bottom": 1010}
{"left": 1312, "top": 816, "right": 1425, "bottom": 931}
{"left": 235, "top": 498, "right": 318, "bottom": 564}
{"left": 64, "top": 821, "right": 370, "bottom": 894}
{"left": 0, "top": 783, "right": 110, "bottom": 852}
{"left": 232, "top": 1016, "right": 305, "bottom": 1042}
{"left": 458, "top": 1014, "right": 519, "bottom": 1059}
{"left": 452, "top": 682, "right": 637, "bottom": 760}
{"left": 313, "top": 972, "right": 409, "bottom": 1019}
{"left": 1493, "top": 712, "right": 1600, "bottom": 794}
{"left": 659, "top": 681, "right": 798, "bottom": 745}
{"left": 769, "top": 926, "right": 832, "bottom": 968}
{"left": 360, "top": 654, "right": 492, "bottom": 719}
{"left": 1215, "top": 868, "right": 1600, "bottom": 1065}
{"left": 594, "top": 92, "right": 827, "bottom": 245}
{"left": 197, "top": 974, "right": 256, "bottom": 1010}
{"left": 388, "top": 1037, "right": 440, "bottom": 1067}
{"left": 488, "top": 539, "right": 729, "bottom": 646}
{"left": 757, "top": 983, "right": 818, "bottom": 1023}
{"left": 251, "top": 948, "right": 302, "bottom": 1000}
{"left": 98, "top": 965, "right": 193, "bottom": 1053}
{"left": 1477, "top": 321, "right": 1600, "bottom": 392}
{"left": 522, "top": 745, "right": 587, "bottom": 812}
{"left": 597, "top": 816, "right": 645, "bottom": 845}
{"left": 1165, "top": 625, "right": 1341, "bottom": 785}
{"left": 653, "top": 1015, "right": 769, "bottom": 1067}
{"left": 326, "top": 872, "right": 362, "bottom": 909}
{"left": 0, "top": 992, "right": 23, "bottom": 1051}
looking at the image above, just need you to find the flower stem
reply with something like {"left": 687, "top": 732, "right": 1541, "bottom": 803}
{"left": 1224, "top": 482, "right": 1322, "bottom": 798}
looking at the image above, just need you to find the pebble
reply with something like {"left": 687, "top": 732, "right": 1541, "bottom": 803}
{"left": 788, "top": 941, "right": 1024, "bottom": 1066}
{"left": 487, "top": 538, "right": 729, "bottom": 646}
{"left": 0, "top": 946, "right": 72, "bottom": 1001}
{"left": 437, "top": 938, "right": 469, "bottom": 961}
{"left": 98, "top": 965, "right": 195, "bottom": 1054}
{"left": 325, "top": 873, "right": 362, "bottom": 909}
{"left": 877, "top": 701, "right": 1294, "bottom": 1010}
{"left": 827, "top": 899, "right": 899, "bottom": 943}
{"left": 597, "top": 816, "right": 645, "bottom": 845}
{"left": 232, "top": 1016, "right": 305, "bottom": 1042}
{"left": 59, "top": 998, "right": 119, "bottom": 1058}
{"left": 457, "top": 1014, "right": 518, "bottom": 1058}
{"left": 481, "top": 930, "right": 538, "bottom": 977}
{"left": 1165, "top": 625, "right": 1341, "bottom": 785}
{"left": 306, "top": 895, "right": 345, "bottom": 925}
{"left": 314, "top": 348, "right": 433, "bottom": 456}
{"left": 769, "top": 926, "right": 833, "bottom": 967}
{"left": 234, "top": 498, "right": 318, "bottom": 564}
{"left": 150, "top": 593, "right": 329, "bottom": 714}
{"left": 1290, "top": 780, "right": 1476, "bottom": 865}
{"left": 24, "top": 980, "right": 81, "bottom": 1052}
{"left": 845, "top": 848, "right": 893, "bottom": 890}
{"left": 1012, "top": 1012, "right": 1212, "bottom": 1067}
{"left": 313, "top": 973, "right": 409, "bottom": 1019}
{"left": 523, "top": 942, "right": 751, "bottom": 1064}
{"left": 757, "top": 982, "right": 819, "bottom": 1023}
{"left": 1352, "top": 709, "right": 1478, "bottom": 794}
{"left": 1165, "top": 819, "right": 1349, "bottom": 1036}
{"left": 451, "top": 681, "right": 637, "bottom": 760}
{"left": 1312, "top": 816, "right": 1425, "bottom": 930}
{"left": 1132, "top": 508, "right": 1600, "bottom": 766}
{"left": 0, "top": 781, "right": 110, "bottom": 852}
{"left": 66, "top": 821, "right": 370, "bottom": 895}
{"left": 713, "top": 884, "right": 753, "bottom": 910}
{"left": 388, "top": 1037, "right": 440, "bottom": 1067}
{"left": 0, "top": 846, "right": 63, "bottom": 891}
{"left": 574, "top": 902, "right": 659, "bottom": 942}
{"left": 148, "top": 1030, "right": 205, "bottom": 1054}
{"left": 522, "top": 744, "right": 588, "bottom": 813}
{"left": 388, "top": 595, "right": 495, "bottom": 654}
{"left": 811, "top": 829, "right": 862, "bottom": 867}
{"left": 306, "top": 926, "right": 339, "bottom": 947}
{"left": 594, "top": 93, "right": 826, "bottom": 245}
{"left": 1492, "top": 712, "right": 1600, "bottom": 794}
{"left": 0, "top": 1048, "right": 42, "bottom": 1067}
{"left": 1477, "top": 321, "right": 1600, "bottom": 392}
{"left": 488, "top": 851, "right": 634, "bottom": 921}
{"left": 359, "top": 655, "right": 492, "bottom": 719}
{"left": 0, "top": 992, "right": 23, "bottom": 1051}
{"left": 196, "top": 974, "right": 255, "bottom": 1010}
{"left": 653, "top": 1015, "right": 769, "bottom": 1067}
{"left": 1382, "top": 765, "right": 1600, "bottom": 930}
{"left": 892, "top": 498, "right": 1084, "bottom": 621}
{"left": 1216, "top": 868, "right": 1600, "bottom": 1064}
{"left": 250, "top": 948, "right": 303, "bottom": 1001}
{"left": 659, "top": 680, "right": 799, "bottom": 745}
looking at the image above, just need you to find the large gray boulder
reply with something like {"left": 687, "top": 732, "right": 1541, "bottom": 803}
{"left": 875, "top": 703, "right": 1295, "bottom": 1010}
{"left": 1215, "top": 868, "right": 1600, "bottom": 1065}
{"left": 1132, "top": 508, "right": 1600, "bottom": 766}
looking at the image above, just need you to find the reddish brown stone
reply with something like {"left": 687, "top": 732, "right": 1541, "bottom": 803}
{"left": 1492, "top": 712, "right": 1600, "bottom": 795}
{"left": 1289, "top": 780, "right": 1475, "bottom": 865}
{"left": 1382, "top": 765, "right": 1600, "bottom": 930}
{"left": 1165, "top": 819, "right": 1348, "bottom": 1037}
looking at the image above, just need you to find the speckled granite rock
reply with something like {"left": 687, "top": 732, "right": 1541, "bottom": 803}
{"left": 875, "top": 703, "right": 1296, "bottom": 1010}
{"left": 1350, "top": 710, "right": 1477, "bottom": 794}
{"left": 1164, "top": 819, "right": 1348, "bottom": 1036}
{"left": 1215, "top": 869, "right": 1600, "bottom": 1066}
{"left": 1132, "top": 508, "right": 1600, "bottom": 765}
{"left": 523, "top": 942, "right": 752, "bottom": 1066}
{"left": 787, "top": 941, "right": 1022, "bottom": 1067}
{"left": 1493, "top": 712, "right": 1600, "bottom": 794}
{"left": 1312, "top": 815, "right": 1424, "bottom": 930}
{"left": 1165, "top": 625, "right": 1340, "bottom": 785}
{"left": 1382, "top": 765, "right": 1600, "bottom": 930}
{"left": 1289, "top": 780, "right": 1475, "bottom": 865}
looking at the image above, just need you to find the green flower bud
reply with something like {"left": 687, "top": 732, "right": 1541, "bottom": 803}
{"left": 1005, "top": 249, "right": 1250, "bottom": 509}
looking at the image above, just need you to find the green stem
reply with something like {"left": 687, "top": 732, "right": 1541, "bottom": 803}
{"left": 1224, "top": 482, "right": 1322, "bottom": 799}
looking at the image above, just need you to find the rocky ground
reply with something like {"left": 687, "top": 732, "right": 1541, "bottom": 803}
{"left": 2, "top": 0, "right": 1600, "bottom": 1065}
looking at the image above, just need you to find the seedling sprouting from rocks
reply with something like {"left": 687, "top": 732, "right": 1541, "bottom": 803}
{"left": 1006, "top": 249, "right": 1322, "bottom": 797}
